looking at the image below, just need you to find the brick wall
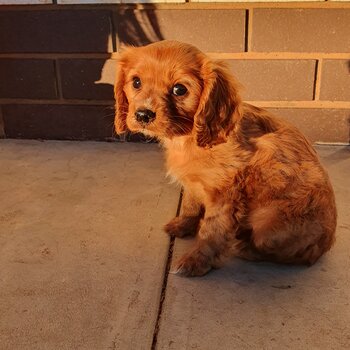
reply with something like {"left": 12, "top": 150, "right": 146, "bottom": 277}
{"left": 0, "top": 3, "right": 349, "bottom": 144}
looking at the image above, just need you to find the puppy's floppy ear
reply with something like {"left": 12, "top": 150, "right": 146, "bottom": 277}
{"left": 114, "top": 59, "right": 129, "bottom": 134}
{"left": 194, "top": 59, "right": 242, "bottom": 148}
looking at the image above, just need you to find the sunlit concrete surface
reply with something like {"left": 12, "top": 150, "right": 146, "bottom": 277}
{"left": 157, "top": 146, "right": 350, "bottom": 350}
{"left": 0, "top": 140, "right": 179, "bottom": 350}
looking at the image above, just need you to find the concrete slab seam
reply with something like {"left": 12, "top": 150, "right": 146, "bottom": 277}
{"left": 151, "top": 189, "right": 183, "bottom": 350}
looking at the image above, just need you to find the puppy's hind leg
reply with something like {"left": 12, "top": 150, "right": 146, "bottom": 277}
{"left": 243, "top": 205, "right": 332, "bottom": 265}
{"left": 164, "top": 189, "right": 203, "bottom": 238}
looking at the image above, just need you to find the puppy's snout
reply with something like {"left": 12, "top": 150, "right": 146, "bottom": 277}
{"left": 135, "top": 109, "right": 156, "bottom": 124}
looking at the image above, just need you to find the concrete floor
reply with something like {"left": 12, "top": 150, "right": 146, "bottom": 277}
{"left": 0, "top": 140, "right": 349, "bottom": 350}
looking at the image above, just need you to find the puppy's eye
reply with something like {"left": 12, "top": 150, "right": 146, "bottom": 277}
{"left": 172, "top": 84, "right": 187, "bottom": 96}
{"left": 133, "top": 77, "right": 141, "bottom": 89}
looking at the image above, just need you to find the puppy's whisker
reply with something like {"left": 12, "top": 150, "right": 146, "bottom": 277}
{"left": 171, "top": 120, "right": 192, "bottom": 134}
{"left": 178, "top": 115, "right": 193, "bottom": 122}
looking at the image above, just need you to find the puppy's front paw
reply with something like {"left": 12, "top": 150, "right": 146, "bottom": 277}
{"left": 164, "top": 216, "right": 200, "bottom": 238}
{"left": 172, "top": 249, "right": 212, "bottom": 277}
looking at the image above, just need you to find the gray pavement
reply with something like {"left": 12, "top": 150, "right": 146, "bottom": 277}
{"left": 0, "top": 141, "right": 349, "bottom": 350}
{"left": 0, "top": 141, "right": 179, "bottom": 350}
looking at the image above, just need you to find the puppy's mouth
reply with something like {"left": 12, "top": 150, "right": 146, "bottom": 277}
{"left": 127, "top": 111, "right": 193, "bottom": 139}
{"left": 139, "top": 124, "right": 158, "bottom": 138}
{"left": 137, "top": 119, "right": 155, "bottom": 128}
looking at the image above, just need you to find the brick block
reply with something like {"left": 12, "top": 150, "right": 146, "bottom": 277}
{"left": 59, "top": 59, "right": 115, "bottom": 100}
{"left": 0, "top": 10, "right": 112, "bottom": 53}
{"left": 0, "top": 1, "right": 52, "bottom": 3}
{"left": 0, "top": 107, "right": 4, "bottom": 138}
{"left": 115, "top": 9, "right": 245, "bottom": 52}
{"left": 57, "top": 0, "right": 120, "bottom": 3}
{"left": 228, "top": 60, "right": 316, "bottom": 101}
{"left": 320, "top": 60, "right": 350, "bottom": 101}
{"left": 252, "top": 9, "right": 350, "bottom": 52}
{"left": 2, "top": 104, "right": 116, "bottom": 140}
{"left": 268, "top": 108, "right": 350, "bottom": 143}
{"left": 0, "top": 59, "right": 57, "bottom": 99}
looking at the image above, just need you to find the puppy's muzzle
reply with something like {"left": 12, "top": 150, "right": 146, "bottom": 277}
{"left": 135, "top": 109, "right": 156, "bottom": 124}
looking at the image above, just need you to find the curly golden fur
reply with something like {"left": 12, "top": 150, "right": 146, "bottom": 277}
{"left": 114, "top": 40, "right": 337, "bottom": 276}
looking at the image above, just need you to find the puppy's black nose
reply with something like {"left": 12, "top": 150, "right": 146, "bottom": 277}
{"left": 135, "top": 109, "right": 156, "bottom": 124}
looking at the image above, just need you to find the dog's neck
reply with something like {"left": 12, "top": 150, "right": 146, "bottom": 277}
{"left": 161, "top": 135, "right": 195, "bottom": 151}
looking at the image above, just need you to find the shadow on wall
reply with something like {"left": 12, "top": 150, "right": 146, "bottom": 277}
{"left": 116, "top": 5, "right": 164, "bottom": 47}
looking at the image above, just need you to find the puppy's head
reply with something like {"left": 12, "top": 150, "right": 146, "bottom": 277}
{"left": 114, "top": 40, "right": 241, "bottom": 147}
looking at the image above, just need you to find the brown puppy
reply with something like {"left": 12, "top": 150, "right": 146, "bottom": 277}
{"left": 114, "top": 40, "right": 337, "bottom": 276}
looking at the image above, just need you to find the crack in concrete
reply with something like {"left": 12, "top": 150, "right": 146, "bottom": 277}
{"left": 151, "top": 189, "right": 183, "bottom": 350}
